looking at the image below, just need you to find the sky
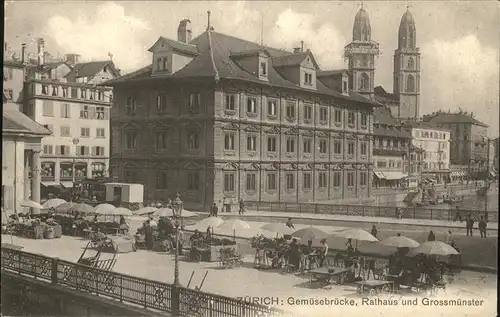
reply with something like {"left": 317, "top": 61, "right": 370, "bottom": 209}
{"left": 4, "top": 1, "right": 500, "bottom": 137}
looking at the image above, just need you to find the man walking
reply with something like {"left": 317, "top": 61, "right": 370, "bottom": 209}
{"left": 370, "top": 225, "right": 378, "bottom": 238}
{"left": 478, "top": 216, "right": 487, "bottom": 238}
{"left": 465, "top": 214, "right": 474, "bottom": 236}
{"left": 454, "top": 206, "right": 462, "bottom": 222}
{"left": 445, "top": 230, "right": 453, "bottom": 244}
{"left": 238, "top": 198, "right": 245, "bottom": 215}
{"left": 211, "top": 203, "right": 218, "bottom": 217}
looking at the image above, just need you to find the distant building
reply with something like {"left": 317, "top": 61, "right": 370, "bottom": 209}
{"left": 15, "top": 38, "right": 120, "bottom": 194}
{"left": 423, "top": 111, "right": 490, "bottom": 179}
{"left": 374, "top": 8, "right": 421, "bottom": 120}
{"left": 402, "top": 120, "right": 451, "bottom": 185}
{"left": 372, "top": 107, "right": 414, "bottom": 188}
{"left": 107, "top": 18, "right": 379, "bottom": 211}
{"left": 2, "top": 103, "right": 51, "bottom": 213}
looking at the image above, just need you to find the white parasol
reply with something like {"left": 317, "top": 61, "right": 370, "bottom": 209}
{"left": 379, "top": 236, "right": 420, "bottom": 248}
{"left": 94, "top": 203, "right": 117, "bottom": 215}
{"left": 42, "top": 198, "right": 67, "bottom": 209}
{"left": 409, "top": 241, "right": 459, "bottom": 256}
{"left": 260, "top": 222, "right": 295, "bottom": 236}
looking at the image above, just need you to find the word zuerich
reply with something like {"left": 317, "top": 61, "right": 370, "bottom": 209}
{"left": 237, "top": 297, "right": 356, "bottom": 306}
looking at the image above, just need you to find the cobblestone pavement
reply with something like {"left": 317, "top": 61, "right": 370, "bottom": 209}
{"left": 3, "top": 235, "right": 497, "bottom": 317}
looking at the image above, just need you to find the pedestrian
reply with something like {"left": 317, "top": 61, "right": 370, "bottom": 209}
{"left": 319, "top": 238, "right": 329, "bottom": 267}
{"left": 395, "top": 207, "right": 402, "bottom": 219}
{"left": 238, "top": 198, "right": 245, "bottom": 215}
{"left": 478, "top": 216, "right": 487, "bottom": 238}
{"left": 454, "top": 206, "right": 462, "bottom": 222}
{"left": 427, "top": 230, "right": 435, "bottom": 241}
{"left": 445, "top": 230, "right": 452, "bottom": 244}
{"left": 465, "top": 214, "right": 474, "bottom": 236}
{"left": 285, "top": 217, "right": 295, "bottom": 229}
{"left": 144, "top": 220, "right": 154, "bottom": 250}
{"left": 211, "top": 203, "right": 218, "bottom": 217}
{"left": 370, "top": 225, "right": 377, "bottom": 238}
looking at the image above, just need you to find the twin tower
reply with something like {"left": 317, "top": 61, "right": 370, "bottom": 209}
{"left": 344, "top": 7, "right": 421, "bottom": 120}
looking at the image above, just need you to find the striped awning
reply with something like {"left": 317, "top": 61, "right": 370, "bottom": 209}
{"left": 383, "top": 172, "right": 407, "bottom": 180}
{"left": 374, "top": 171, "right": 385, "bottom": 179}
{"left": 41, "top": 181, "right": 60, "bottom": 187}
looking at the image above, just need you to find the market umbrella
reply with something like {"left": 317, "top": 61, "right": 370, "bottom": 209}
{"left": 112, "top": 207, "right": 133, "bottom": 216}
{"left": 217, "top": 219, "right": 251, "bottom": 240}
{"left": 20, "top": 200, "right": 44, "bottom": 209}
{"left": 292, "top": 226, "right": 328, "bottom": 241}
{"left": 409, "top": 241, "right": 459, "bottom": 256}
{"left": 94, "top": 203, "right": 117, "bottom": 215}
{"left": 55, "top": 202, "right": 75, "bottom": 214}
{"left": 42, "top": 198, "right": 67, "bottom": 209}
{"left": 330, "top": 228, "right": 378, "bottom": 243}
{"left": 135, "top": 206, "right": 158, "bottom": 216}
{"left": 70, "top": 203, "right": 94, "bottom": 215}
{"left": 379, "top": 236, "right": 420, "bottom": 248}
{"left": 192, "top": 216, "right": 225, "bottom": 231}
{"left": 260, "top": 223, "right": 295, "bottom": 236}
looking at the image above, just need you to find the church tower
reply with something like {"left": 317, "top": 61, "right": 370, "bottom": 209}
{"left": 393, "top": 8, "right": 421, "bottom": 120}
{"left": 344, "top": 6, "right": 380, "bottom": 99}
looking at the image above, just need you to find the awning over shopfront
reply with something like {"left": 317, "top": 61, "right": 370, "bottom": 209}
{"left": 41, "top": 181, "right": 60, "bottom": 187}
{"left": 374, "top": 171, "right": 385, "bottom": 179}
{"left": 451, "top": 172, "right": 460, "bottom": 177}
{"left": 60, "top": 181, "right": 74, "bottom": 188}
{"left": 383, "top": 172, "right": 408, "bottom": 180}
{"left": 490, "top": 170, "right": 496, "bottom": 177}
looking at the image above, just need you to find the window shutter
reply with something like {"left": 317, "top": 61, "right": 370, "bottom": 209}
{"left": 104, "top": 108, "right": 109, "bottom": 120}
{"left": 91, "top": 146, "right": 96, "bottom": 156}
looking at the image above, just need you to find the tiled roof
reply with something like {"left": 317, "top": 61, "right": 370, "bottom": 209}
{"left": 374, "top": 86, "right": 399, "bottom": 103}
{"left": 374, "top": 106, "right": 399, "bottom": 125}
{"left": 402, "top": 120, "right": 451, "bottom": 132}
{"left": 272, "top": 50, "right": 315, "bottom": 68}
{"left": 65, "top": 61, "right": 119, "bottom": 81}
{"left": 106, "top": 31, "right": 379, "bottom": 107}
{"left": 3, "top": 104, "right": 51, "bottom": 136}
{"left": 317, "top": 69, "right": 348, "bottom": 77}
{"left": 149, "top": 37, "right": 200, "bottom": 55}
{"left": 423, "top": 112, "right": 488, "bottom": 128}
{"left": 373, "top": 107, "right": 412, "bottom": 138}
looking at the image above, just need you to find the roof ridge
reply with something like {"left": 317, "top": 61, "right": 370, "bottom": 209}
{"left": 207, "top": 30, "right": 219, "bottom": 82}
{"left": 211, "top": 30, "right": 291, "bottom": 56}
{"left": 161, "top": 36, "right": 198, "bottom": 47}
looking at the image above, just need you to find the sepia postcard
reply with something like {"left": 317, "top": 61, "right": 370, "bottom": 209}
{"left": 2, "top": 1, "right": 498, "bottom": 316}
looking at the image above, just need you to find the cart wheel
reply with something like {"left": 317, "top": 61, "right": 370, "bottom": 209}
{"left": 382, "top": 284, "right": 391, "bottom": 293}
{"left": 356, "top": 285, "right": 362, "bottom": 294}
{"left": 369, "top": 289, "right": 377, "bottom": 297}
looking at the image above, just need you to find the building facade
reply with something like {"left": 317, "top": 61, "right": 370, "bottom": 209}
{"left": 20, "top": 39, "right": 119, "bottom": 191}
{"left": 2, "top": 103, "right": 51, "bottom": 214}
{"left": 374, "top": 8, "right": 421, "bottom": 120}
{"left": 372, "top": 107, "right": 412, "bottom": 188}
{"left": 403, "top": 121, "right": 451, "bottom": 184}
{"left": 108, "top": 20, "right": 379, "bottom": 211}
{"left": 423, "top": 111, "right": 490, "bottom": 179}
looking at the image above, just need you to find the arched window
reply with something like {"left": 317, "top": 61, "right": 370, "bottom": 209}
{"left": 406, "top": 75, "right": 415, "bottom": 92}
{"left": 407, "top": 57, "right": 414, "bottom": 70}
{"left": 360, "top": 73, "right": 369, "bottom": 91}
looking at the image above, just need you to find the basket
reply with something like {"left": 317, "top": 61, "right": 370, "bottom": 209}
{"left": 44, "top": 229, "right": 55, "bottom": 239}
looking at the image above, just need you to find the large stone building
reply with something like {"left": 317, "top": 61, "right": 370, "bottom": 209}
{"left": 2, "top": 103, "right": 51, "bottom": 215}
{"left": 374, "top": 8, "right": 421, "bottom": 120}
{"left": 20, "top": 39, "right": 119, "bottom": 192}
{"left": 402, "top": 120, "right": 451, "bottom": 184}
{"left": 372, "top": 107, "right": 414, "bottom": 188}
{"left": 423, "top": 111, "right": 491, "bottom": 179}
{"left": 107, "top": 16, "right": 379, "bottom": 211}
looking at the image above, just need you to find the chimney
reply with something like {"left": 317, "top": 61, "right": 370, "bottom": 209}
{"left": 37, "top": 38, "right": 45, "bottom": 66}
{"left": 177, "top": 19, "right": 192, "bottom": 43}
{"left": 301, "top": 40, "right": 304, "bottom": 52}
{"left": 21, "top": 43, "right": 27, "bottom": 65}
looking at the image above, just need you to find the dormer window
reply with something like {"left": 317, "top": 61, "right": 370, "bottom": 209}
{"left": 342, "top": 80, "right": 348, "bottom": 94}
{"left": 304, "top": 72, "right": 313, "bottom": 85}
{"left": 260, "top": 62, "right": 267, "bottom": 76}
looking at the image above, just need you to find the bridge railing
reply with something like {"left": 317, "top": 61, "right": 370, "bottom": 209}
{"left": 244, "top": 201, "right": 498, "bottom": 222}
{"left": 1, "top": 248, "right": 292, "bottom": 317}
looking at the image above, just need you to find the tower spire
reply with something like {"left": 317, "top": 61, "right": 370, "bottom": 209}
{"left": 207, "top": 10, "right": 211, "bottom": 31}
{"left": 260, "top": 12, "right": 264, "bottom": 46}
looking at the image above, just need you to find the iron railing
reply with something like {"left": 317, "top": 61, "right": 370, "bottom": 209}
{"left": 1, "top": 248, "right": 292, "bottom": 317}
{"left": 244, "top": 202, "right": 498, "bottom": 222}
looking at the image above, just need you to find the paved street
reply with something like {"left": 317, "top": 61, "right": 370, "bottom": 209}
{"left": 3, "top": 234, "right": 497, "bottom": 317}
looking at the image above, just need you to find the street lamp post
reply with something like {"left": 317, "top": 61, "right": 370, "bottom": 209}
{"left": 71, "top": 138, "right": 80, "bottom": 184}
{"left": 172, "top": 190, "right": 183, "bottom": 286}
